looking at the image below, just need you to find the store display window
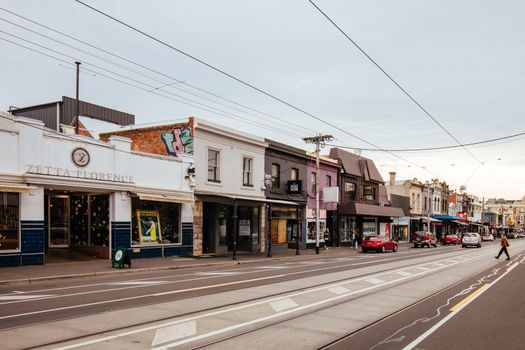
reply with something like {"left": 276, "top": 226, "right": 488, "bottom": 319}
{"left": 0, "top": 192, "right": 19, "bottom": 251}
{"left": 131, "top": 198, "right": 181, "bottom": 246}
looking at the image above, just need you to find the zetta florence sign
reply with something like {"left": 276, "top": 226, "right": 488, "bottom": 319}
{"left": 25, "top": 164, "right": 135, "bottom": 183}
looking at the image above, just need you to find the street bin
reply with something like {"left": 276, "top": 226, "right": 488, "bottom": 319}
{"left": 112, "top": 247, "right": 131, "bottom": 268}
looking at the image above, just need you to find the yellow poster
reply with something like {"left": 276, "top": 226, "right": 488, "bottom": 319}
{"left": 137, "top": 210, "right": 162, "bottom": 244}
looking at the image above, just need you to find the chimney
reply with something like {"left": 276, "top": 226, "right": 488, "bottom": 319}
{"left": 389, "top": 171, "right": 396, "bottom": 185}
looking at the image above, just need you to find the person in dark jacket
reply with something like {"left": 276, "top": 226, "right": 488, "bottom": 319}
{"left": 495, "top": 235, "right": 510, "bottom": 260}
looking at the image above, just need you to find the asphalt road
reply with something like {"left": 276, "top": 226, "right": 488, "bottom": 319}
{"left": 1, "top": 239, "right": 523, "bottom": 350}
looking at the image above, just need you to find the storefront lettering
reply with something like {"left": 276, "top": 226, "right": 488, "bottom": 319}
{"left": 25, "top": 164, "right": 134, "bottom": 183}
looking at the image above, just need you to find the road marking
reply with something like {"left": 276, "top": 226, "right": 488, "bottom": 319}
{"left": 256, "top": 265, "right": 288, "bottom": 269}
{"left": 366, "top": 278, "right": 384, "bottom": 285}
{"left": 396, "top": 271, "right": 412, "bottom": 277}
{"left": 329, "top": 286, "right": 351, "bottom": 295}
{"left": 196, "top": 271, "right": 241, "bottom": 276}
{"left": 0, "top": 294, "right": 54, "bottom": 301}
{"left": 449, "top": 283, "right": 490, "bottom": 312}
{"left": 269, "top": 298, "right": 298, "bottom": 312}
{"left": 49, "top": 252, "right": 489, "bottom": 350}
{"left": 416, "top": 266, "right": 430, "bottom": 271}
{"left": 108, "top": 281, "right": 167, "bottom": 286}
{"left": 153, "top": 274, "right": 287, "bottom": 296}
{"left": 151, "top": 321, "right": 196, "bottom": 347}
{"left": 294, "top": 261, "right": 325, "bottom": 265}
{"left": 402, "top": 262, "right": 519, "bottom": 350}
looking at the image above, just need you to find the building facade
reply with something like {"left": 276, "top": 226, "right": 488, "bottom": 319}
{"left": 0, "top": 112, "right": 194, "bottom": 266}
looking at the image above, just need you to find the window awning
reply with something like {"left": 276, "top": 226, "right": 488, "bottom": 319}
{"left": 134, "top": 192, "right": 193, "bottom": 204}
{"left": 0, "top": 182, "right": 37, "bottom": 193}
{"left": 354, "top": 203, "right": 405, "bottom": 217}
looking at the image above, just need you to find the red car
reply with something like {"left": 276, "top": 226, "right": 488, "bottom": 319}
{"left": 442, "top": 234, "right": 460, "bottom": 245}
{"left": 361, "top": 235, "right": 398, "bottom": 253}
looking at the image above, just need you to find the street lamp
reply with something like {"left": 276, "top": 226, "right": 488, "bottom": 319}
{"left": 425, "top": 181, "right": 431, "bottom": 233}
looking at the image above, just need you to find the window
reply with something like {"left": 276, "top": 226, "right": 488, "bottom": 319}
{"left": 364, "top": 184, "right": 375, "bottom": 201}
{"left": 271, "top": 163, "right": 280, "bottom": 190}
{"left": 311, "top": 172, "right": 317, "bottom": 194}
{"left": 242, "top": 157, "right": 253, "bottom": 187}
{"left": 343, "top": 179, "right": 356, "bottom": 202}
{"left": 0, "top": 192, "right": 19, "bottom": 251}
{"left": 290, "top": 168, "right": 298, "bottom": 181}
{"left": 424, "top": 196, "right": 427, "bottom": 211}
{"left": 326, "top": 175, "right": 332, "bottom": 187}
{"left": 132, "top": 198, "right": 181, "bottom": 245}
{"left": 207, "top": 149, "right": 220, "bottom": 182}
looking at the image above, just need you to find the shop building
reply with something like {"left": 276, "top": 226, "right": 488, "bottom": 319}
{"left": 328, "top": 148, "right": 403, "bottom": 245}
{"left": 264, "top": 140, "right": 308, "bottom": 251}
{"left": 0, "top": 112, "right": 194, "bottom": 266}
{"left": 305, "top": 155, "right": 339, "bottom": 247}
{"left": 193, "top": 119, "right": 268, "bottom": 256}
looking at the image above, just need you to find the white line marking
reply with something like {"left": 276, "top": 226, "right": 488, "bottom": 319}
{"left": 108, "top": 281, "right": 167, "bottom": 286}
{"left": 396, "top": 271, "right": 412, "bottom": 277}
{"left": 328, "top": 286, "right": 351, "bottom": 295}
{"left": 256, "top": 265, "right": 288, "bottom": 269}
{"left": 416, "top": 266, "right": 430, "bottom": 271}
{"left": 0, "top": 294, "right": 54, "bottom": 301}
{"left": 151, "top": 321, "right": 196, "bottom": 346}
{"left": 197, "top": 272, "right": 241, "bottom": 276}
{"left": 269, "top": 298, "right": 298, "bottom": 312}
{"left": 366, "top": 278, "right": 385, "bottom": 285}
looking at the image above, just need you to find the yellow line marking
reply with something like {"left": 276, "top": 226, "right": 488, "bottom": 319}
{"left": 153, "top": 274, "right": 287, "bottom": 296}
{"left": 450, "top": 283, "right": 490, "bottom": 312}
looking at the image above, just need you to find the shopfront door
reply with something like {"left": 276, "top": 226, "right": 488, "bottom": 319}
{"left": 48, "top": 195, "right": 70, "bottom": 247}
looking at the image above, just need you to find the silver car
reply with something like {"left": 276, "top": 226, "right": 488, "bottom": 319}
{"left": 462, "top": 232, "right": 482, "bottom": 248}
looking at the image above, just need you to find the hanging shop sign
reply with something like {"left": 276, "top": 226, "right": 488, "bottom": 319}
{"left": 25, "top": 164, "right": 135, "bottom": 184}
{"left": 137, "top": 210, "right": 162, "bottom": 244}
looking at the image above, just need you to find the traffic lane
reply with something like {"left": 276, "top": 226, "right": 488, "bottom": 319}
{"left": 0, "top": 247, "right": 489, "bottom": 330}
{"left": 326, "top": 254, "right": 512, "bottom": 350}
{"left": 416, "top": 257, "right": 525, "bottom": 349}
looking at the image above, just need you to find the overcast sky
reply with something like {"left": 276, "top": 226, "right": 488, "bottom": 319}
{"left": 1, "top": 0, "right": 524, "bottom": 200}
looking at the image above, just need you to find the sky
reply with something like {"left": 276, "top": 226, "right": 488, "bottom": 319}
{"left": 1, "top": 0, "right": 524, "bottom": 200}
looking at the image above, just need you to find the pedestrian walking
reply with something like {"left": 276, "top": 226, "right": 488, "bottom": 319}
{"left": 350, "top": 231, "right": 356, "bottom": 249}
{"left": 494, "top": 234, "right": 510, "bottom": 260}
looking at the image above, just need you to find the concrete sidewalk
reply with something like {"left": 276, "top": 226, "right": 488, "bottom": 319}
{"left": 0, "top": 246, "right": 360, "bottom": 286}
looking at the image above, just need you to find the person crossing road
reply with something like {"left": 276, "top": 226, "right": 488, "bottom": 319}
{"left": 495, "top": 234, "right": 510, "bottom": 260}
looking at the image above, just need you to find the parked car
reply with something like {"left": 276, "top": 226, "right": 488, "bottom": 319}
{"left": 462, "top": 232, "right": 482, "bottom": 248}
{"left": 442, "top": 234, "right": 460, "bottom": 245}
{"left": 506, "top": 232, "right": 517, "bottom": 239}
{"left": 361, "top": 235, "right": 398, "bottom": 253}
{"left": 482, "top": 234, "right": 494, "bottom": 241}
{"left": 413, "top": 231, "right": 437, "bottom": 248}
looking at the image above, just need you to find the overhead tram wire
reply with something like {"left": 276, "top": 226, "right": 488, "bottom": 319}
{"left": 0, "top": 6, "right": 320, "bottom": 137}
{"left": 326, "top": 131, "right": 525, "bottom": 152}
{"left": 72, "top": 0, "right": 444, "bottom": 179}
{"left": 307, "top": 0, "right": 512, "bottom": 191}
{"left": 0, "top": 36, "right": 303, "bottom": 139}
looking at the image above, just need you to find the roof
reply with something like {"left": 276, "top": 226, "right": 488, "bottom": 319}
{"left": 328, "top": 148, "right": 383, "bottom": 182}
{"left": 379, "top": 186, "right": 391, "bottom": 205}
{"left": 78, "top": 116, "right": 122, "bottom": 139}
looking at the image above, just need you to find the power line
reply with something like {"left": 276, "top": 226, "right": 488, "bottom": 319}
{"left": 0, "top": 6, "right": 320, "bottom": 137}
{"left": 0, "top": 32, "right": 304, "bottom": 139}
{"left": 307, "top": 0, "right": 512, "bottom": 192}
{"left": 71, "top": 0, "right": 443, "bottom": 179}
{"left": 326, "top": 131, "right": 525, "bottom": 152}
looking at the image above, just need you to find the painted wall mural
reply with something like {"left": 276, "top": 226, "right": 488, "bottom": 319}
{"left": 161, "top": 126, "right": 193, "bottom": 156}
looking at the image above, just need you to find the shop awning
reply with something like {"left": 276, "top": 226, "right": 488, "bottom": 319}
{"left": 354, "top": 203, "right": 404, "bottom": 217}
{"left": 452, "top": 220, "right": 468, "bottom": 226}
{"left": 135, "top": 192, "right": 193, "bottom": 204}
{"left": 0, "top": 182, "right": 37, "bottom": 193}
{"left": 432, "top": 215, "right": 458, "bottom": 220}
{"left": 195, "top": 191, "right": 302, "bottom": 206}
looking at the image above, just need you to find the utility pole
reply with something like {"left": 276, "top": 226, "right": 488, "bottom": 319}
{"left": 303, "top": 134, "right": 333, "bottom": 254}
{"left": 74, "top": 61, "right": 81, "bottom": 134}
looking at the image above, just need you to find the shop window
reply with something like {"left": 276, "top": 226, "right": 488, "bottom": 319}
{"left": 340, "top": 216, "right": 357, "bottom": 242}
{"left": 70, "top": 195, "right": 89, "bottom": 246}
{"left": 290, "top": 168, "right": 298, "bottom": 181}
{"left": 208, "top": 149, "right": 220, "bottom": 182}
{"left": 242, "top": 156, "right": 253, "bottom": 187}
{"left": 131, "top": 198, "right": 181, "bottom": 246}
{"left": 90, "top": 195, "right": 109, "bottom": 247}
{"left": 271, "top": 163, "right": 280, "bottom": 190}
{"left": 0, "top": 192, "right": 19, "bottom": 251}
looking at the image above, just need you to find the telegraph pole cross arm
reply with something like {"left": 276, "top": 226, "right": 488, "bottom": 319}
{"left": 303, "top": 134, "right": 333, "bottom": 254}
